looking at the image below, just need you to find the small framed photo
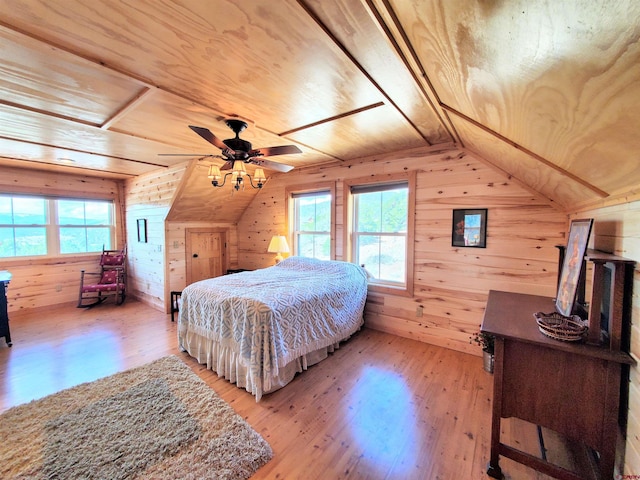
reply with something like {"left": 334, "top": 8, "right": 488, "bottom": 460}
{"left": 137, "top": 219, "right": 147, "bottom": 243}
{"left": 452, "top": 209, "right": 487, "bottom": 248}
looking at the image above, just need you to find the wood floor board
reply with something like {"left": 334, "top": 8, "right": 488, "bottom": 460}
{"left": 0, "top": 300, "right": 562, "bottom": 479}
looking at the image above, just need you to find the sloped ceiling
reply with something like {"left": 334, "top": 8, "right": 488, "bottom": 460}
{"left": 0, "top": 0, "right": 639, "bottom": 213}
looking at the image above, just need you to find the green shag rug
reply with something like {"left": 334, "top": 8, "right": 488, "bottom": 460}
{"left": 0, "top": 355, "right": 272, "bottom": 479}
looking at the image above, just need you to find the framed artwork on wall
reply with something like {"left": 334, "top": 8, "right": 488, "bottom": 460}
{"left": 555, "top": 218, "right": 593, "bottom": 317}
{"left": 137, "top": 219, "right": 147, "bottom": 243}
{"left": 452, "top": 209, "right": 487, "bottom": 248}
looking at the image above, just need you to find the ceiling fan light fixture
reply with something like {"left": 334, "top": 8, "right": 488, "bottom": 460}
{"left": 232, "top": 160, "right": 247, "bottom": 176}
{"left": 254, "top": 168, "right": 266, "bottom": 183}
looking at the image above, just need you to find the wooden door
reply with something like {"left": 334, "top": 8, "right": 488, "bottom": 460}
{"left": 186, "top": 229, "right": 226, "bottom": 284}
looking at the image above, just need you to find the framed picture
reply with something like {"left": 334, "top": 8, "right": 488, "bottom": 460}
{"left": 555, "top": 218, "right": 593, "bottom": 317}
{"left": 137, "top": 219, "right": 147, "bottom": 243}
{"left": 452, "top": 209, "right": 487, "bottom": 248}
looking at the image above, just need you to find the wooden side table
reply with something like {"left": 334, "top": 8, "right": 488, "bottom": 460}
{"left": 0, "top": 270, "right": 12, "bottom": 347}
{"left": 170, "top": 291, "right": 181, "bottom": 322}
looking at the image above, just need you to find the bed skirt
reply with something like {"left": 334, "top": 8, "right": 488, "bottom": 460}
{"left": 179, "top": 330, "right": 350, "bottom": 401}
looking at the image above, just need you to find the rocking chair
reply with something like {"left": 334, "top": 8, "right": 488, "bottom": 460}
{"left": 77, "top": 246, "right": 127, "bottom": 308}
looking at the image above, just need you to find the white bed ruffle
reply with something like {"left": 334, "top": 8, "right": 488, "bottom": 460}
{"left": 180, "top": 329, "right": 348, "bottom": 399}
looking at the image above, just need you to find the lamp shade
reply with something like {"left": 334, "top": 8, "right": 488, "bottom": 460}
{"left": 207, "top": 165, "right": 222, "bottom": 180}
{"left": 232, "top": 160, "right": 247, "bottom": 176}
{"left": 254, "top": 168, "right": 267, "bottom": 183}
{"left": 267, "top": 235, "right": 290, "bottom": 264}
{"left": 268, "top": 235, "right": 290, "bottom": 253}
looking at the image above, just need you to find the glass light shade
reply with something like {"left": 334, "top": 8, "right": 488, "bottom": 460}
{"left": 254, "top": 168, "right": 266, "bottom": 183}
{"left": 207, "top": 165, "right": 222, "bottom": 180}
{"left": 232, "top": 160, "right": 247, "bottom": 176}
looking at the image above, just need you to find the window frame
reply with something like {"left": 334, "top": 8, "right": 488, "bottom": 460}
{"left": 344, "top": 172, "right": 415, "bottom": 296}
{"left": 0, "top": 193, "right": 116, "bottom": 260}
{"left": 286, "top": 182, "right": 336, "bottom": 260}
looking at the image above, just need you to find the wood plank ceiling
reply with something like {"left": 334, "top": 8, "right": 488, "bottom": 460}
{"left": 0, "top": 0, "right": 639, "bottom": 212}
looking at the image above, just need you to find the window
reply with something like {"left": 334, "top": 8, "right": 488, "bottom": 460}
{"left": 292, "top": 191, "right": 331, "bottom": 260}
{"left": 0, "top": 195, "right": 114, "bottom": 258}
{"left": 0, "top": 196, "right": 47, "bottom": 257}
{"left": 346, "top": 173, "right": 415, "bottom": 294}
{"left": 286, "top": 182, "right": 335, "bottom": 260}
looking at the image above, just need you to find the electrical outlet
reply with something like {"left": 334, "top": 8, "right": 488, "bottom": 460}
{"left": 416, "top": 306, "right": 423, "bottom": 317}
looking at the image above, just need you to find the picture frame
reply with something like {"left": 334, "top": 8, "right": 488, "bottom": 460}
{"left": 137, "top": 218, "right": 147, "bottom": 243}
{"left": 555, "top": 218, "right": 593, "bottom": 317}
{"left": 452, "top": 209, "right": 487, "bottom": 248}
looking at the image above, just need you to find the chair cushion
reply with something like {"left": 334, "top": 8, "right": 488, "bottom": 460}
{"left": 101, "top": 254, "right": 124, "bottom": 266}
{"left": 100, "top": 270, "right": 119, "bottom": 284}
{"left": 81, "top": 283, "right": 122, "bottom": 293}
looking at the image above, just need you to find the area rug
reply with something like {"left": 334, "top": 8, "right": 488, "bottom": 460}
{"left": 0, "top": 355, "right": 273, "bottom": 479}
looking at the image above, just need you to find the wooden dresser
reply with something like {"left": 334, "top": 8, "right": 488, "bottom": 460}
{"left": 483, "top": 249, "right": 636, "bottom": 479}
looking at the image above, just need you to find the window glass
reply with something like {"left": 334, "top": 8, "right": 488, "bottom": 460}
{"left": 0, "top": 195, "right": 114, "bottom": 258}
{"left": 58, "top": 199, "right": 111, "bottom": 226}
{"left": 1, "top": 196, "right": 47, "bottom": 225}
{"left": 293, "top": 192, "right": 331, "bottom": 260}
{"left": 353, "top": 184, "right": 408, "bottom": 286}
{"left": 0, "top": 197, "right": 12, "bottom": 224}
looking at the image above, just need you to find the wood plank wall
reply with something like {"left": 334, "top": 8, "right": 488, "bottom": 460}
{"left": 570, "top": 201, "right": 640, "bottom": 476}
{"left": 123, "top": 164, "right": 240, "bottom": 312}
{"left": 123, "top": 165, "right": 184, "bottom": 311}
{"left": 0, "top": 166, "right": 122, "bottom": 312}
{"left": 237, "top": 146, "right": 568, "bottom": 355}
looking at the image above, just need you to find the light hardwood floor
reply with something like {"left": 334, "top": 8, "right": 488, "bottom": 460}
{"left": 0, "top": 300, "right": 560, "bottom": 479}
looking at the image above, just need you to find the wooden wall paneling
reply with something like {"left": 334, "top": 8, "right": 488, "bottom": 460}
{"left": 0, "top": 165, "right": 120, "bottom": 199}
{"left": 0, "top": 168, "right": 123, "bottom": 312}
{"left": 125, "top": 204, "right": 168, "bottom": 311}
{"left": 237, "top": 145, "right": 566, "bottom": 354}
{"left": 568, "top": 199, "right": 640, "bottom": 476}
{"left": 0, "top": 257, "right": 98, "bottom": 311}
{"left": 124, "top": 165, "right": 186, "bottom": 311}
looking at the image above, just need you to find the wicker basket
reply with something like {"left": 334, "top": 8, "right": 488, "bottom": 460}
{"left": 534, "top": 311, "right": 588, "bottom": 342}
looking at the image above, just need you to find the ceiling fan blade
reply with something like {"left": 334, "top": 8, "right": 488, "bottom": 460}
{"left": 157, "top": 153, "right": 222, "bottom": 157}
{"left": 219, "top": 161, "right": 234, "bottom": 171}
{"left": 250, "top": 145, "right": 302, "bottom": 157}
{"left": 189, "top": 125, "right": 232, "bottom": 152}
{"left": 250, "top": 158, "right": 294, "bottom": 173}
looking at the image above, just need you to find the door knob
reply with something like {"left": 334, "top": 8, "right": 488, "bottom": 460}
{"left": 193, "top": 253, "right": 198, "bottom": 258}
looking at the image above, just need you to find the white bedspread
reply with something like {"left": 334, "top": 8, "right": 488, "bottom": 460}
{"left": 178, "top": 257, "right": 368, "bottom": 399}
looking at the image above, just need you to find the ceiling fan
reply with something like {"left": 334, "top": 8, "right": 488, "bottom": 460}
{"left": 187, "top": 119, "right": 301, "bottom": 173}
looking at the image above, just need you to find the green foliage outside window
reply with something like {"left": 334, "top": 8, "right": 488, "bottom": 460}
{"left": 354, "top": 186, "right": 408, "bottom": 285}
{"left": 294, "top": 192, "right": 331, "bottom": 260}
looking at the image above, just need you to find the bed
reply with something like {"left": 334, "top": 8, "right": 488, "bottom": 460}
{"left": 178, "top": 256, "right": 368, "bottom": 400}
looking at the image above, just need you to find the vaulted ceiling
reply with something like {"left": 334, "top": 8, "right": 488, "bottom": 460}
{"left": 1, "top": 0, "right": 639, "bottom": 212}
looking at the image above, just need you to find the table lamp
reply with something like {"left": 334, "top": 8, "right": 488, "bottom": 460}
{"left": 268, "top": 235, "right": 290, "bottom": 264}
